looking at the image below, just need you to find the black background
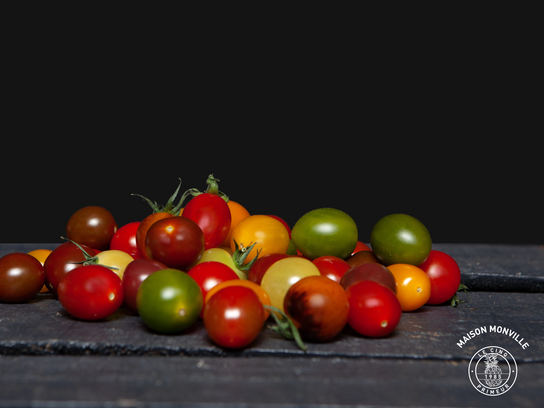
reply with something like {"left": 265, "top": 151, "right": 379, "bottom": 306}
{"left": 2, "top": 19, "right": 540, "bottom": 246}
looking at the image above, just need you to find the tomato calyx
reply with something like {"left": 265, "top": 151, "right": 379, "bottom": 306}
{"left": 132, "top": 178, "right": 189, "bottom": 215}
{"left": 264, "top": 305, "right": 307, "bottom": 351}
{"left": 184, "top": 174, "right": 229, "bottom": 203}
{"left": 232, "top": 239, "right": 260, "bottom": 274}
{"left": 450, "top": 283, "right": 470, "bottom": 307}
{"left": 60, "top": 237, "right": 119, "bottom": 271}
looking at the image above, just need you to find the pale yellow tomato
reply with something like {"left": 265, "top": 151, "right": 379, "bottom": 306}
{"left": 260, "top": 257, "right": 320, "bottom": 313}
{"left": 197, "top": 247, "right": 247, "bottom": 279}
{"left": 96, "top": 250, "right": 134, "bottom": 280}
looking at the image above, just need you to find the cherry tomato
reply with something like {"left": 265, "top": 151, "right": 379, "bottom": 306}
{"left": 339, "top": 263, "right": 397, "bottom": 294}
{"left": 183, "top": 191, "right": 231, "bottom": 250}
{"left": 346, "top": 250, "right": 382, "bottom": 268}
{"left": 418, "top": 250, "right": 462, "bottom": 305}
{"left": 370, "top": 213, "right": 432, "bottom": 266}
{"left": 231, "top": 215, "right": 290, "bottom": 264}
{"left": 0, "top": 253, "right": 45, "bottom": 303}
{"left": 44, "top": 242, "right": 97, "bottom": 294}
{"left": 197, "top": 248, "right": 248, "bottom": 280}
{"left": 66, "top": 206, "right": 117, "bottom": 251}
{"left": 312, "top": 255, "right": 351, "bottom": 283}
{"left": 27, "top": 249, "right": 52, "bottom": 293}
{"left": 95, "top": 250, "right": 134, "bottom": 280}
{"left": 110, "top": 221, "right": 142, "bottom": 259}
{"left": 136, "top": 212, "right": 175, "bottom": 259}
{"left": 247, "top": 253, "right": 290, "bottom": 285}
{"left": 346, "top": 280, "right": 402, "bottom": 338}
{"left": 122, "top": 258, "right": 167, "bottom": 313}
{"left": 187, "top": 261, "right": 240, "bottom": 317}
{"left": 284, "top": 275, "right": 349, "bottom": 341}
{"left": 137, "top": 268, "right": 203, "bottom": 334}
{"left": 203, "top": 285, "right": 264, "bottom": 349}
{"left": 57, "top": 264, "right": 124, "bottom": 320}
{"left": 145, "top": 216, "right": 205, "bottom": 271}
{"left": 388, "top": 263, "right": 431, "bottom": 311}
{"left": 260, "top": 257, "right": 320, "bottom": 313}
{"left": 221, "top": 200, "right": 250, "bottom": 247}
{"left": 291, "top": 208, "right": 358, "bottom": 260}
{"left": 205, "top": 279, "right": 272, "bottom": 321}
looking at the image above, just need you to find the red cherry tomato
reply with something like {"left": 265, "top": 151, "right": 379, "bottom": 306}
{"left": 57, "top": 265, "right": 124, "bottom": 320}
{"left": 312, "top": 255, "right": 351, "bottom": 283}
{"left": 352, "top": 241, "right": 371, "bottom": 254}
{"left": 187, "top": 261, "right": 240, "bottom": 317}
{"left": 346, "top": 280, "right": 401, "bottom": 338}
{"left": 44, "top": 242, "right": 97, "bottom": 294}
{"left": 110, "top": 222, "right": 142, "bottom": 259}
{"left": 122, "top": 258, "right": 167, "bottom": 313}
{"left": 145, "top": 216, "right": 205, "bottom": 270}
{"left": 203, "top": 285, "right": 264, "bottom": 349}
{"left": 418, "top": 250, "right": 462, "bottom": 305}
{"left": 183, "top": 176, "right": 232, "bottom": 250}
{"left": 0, "top": 253, "right": 45, "bottom": 303}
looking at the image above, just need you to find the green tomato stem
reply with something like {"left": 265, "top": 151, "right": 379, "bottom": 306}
{"left": 264, "top": 305, "right": 307, "bottom": 351}
{"left": 60, "top": 237, "right": 119, "bottom": 271}
{"left": 132, "top": 178, "right": 189, "bottom": 215}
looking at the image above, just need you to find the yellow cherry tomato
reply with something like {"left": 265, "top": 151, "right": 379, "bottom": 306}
{"left": 27, "top": 249, "right": 52, "bottom": 293}
{"left": 387, "top": 263, "right": 431, "bottom": 312}
{"left": 197, "top": 247, "right": 247, "bottom": 279}
{"left": 222, "top": 200, "right": 251, "bottom": 247}
{"left": 230, "top": 215, "right": 290, "bottom": 264}
{"left": 260, "top": 257, "right": 320, "bottom": 313}
{"left": 205, "top": 279, "right": 271, "bottom": 321}
{"left": 96, "top": 250, "right": 134, "bottom": 280}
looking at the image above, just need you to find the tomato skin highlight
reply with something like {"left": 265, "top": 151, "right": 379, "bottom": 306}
{"left": 346, "top": 280, "right": 401, "bottom": 338}
{"left": 203, "top": 286, "right": 264, "bottom": 349}
{"left": 145, "top": 216, "right": 205, "bottom": 271}
{"left": 418, "top": 250, "right": 461, "bottom": 305}
{"left": 57, "top": 265, "right": 124, "bottom": 321}
{"left": 183, "top": 193, "right": 231, "bottom": 250}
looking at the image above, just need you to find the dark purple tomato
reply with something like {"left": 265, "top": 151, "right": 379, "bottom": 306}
{"left": 44, "top": 242, "right": 97, "bottom": 294}
{"left": 122, "top": 258, "right": 168, "bottom": 313}
{"left": 66, "top": 206, "right": 118, "bottom": 251}
{"left": 339, "top": 263, "right": 397, "bottom": 294}
{"left": 0, "top": 253, "right": 45, "bottom": 303}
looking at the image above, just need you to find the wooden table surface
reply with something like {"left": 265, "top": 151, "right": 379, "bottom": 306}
{"left": 1, "top": 243, "right": 542, "bottom": 408}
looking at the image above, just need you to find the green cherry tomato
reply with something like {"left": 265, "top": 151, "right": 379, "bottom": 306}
{"left": 137, "top": 268, "right": 203, "bottom": 334}
{"left": 291, "top": 208, "right": 358, "bottom": 260}
{"left": 370, "top": 213, "right": 432, "bottom": 266}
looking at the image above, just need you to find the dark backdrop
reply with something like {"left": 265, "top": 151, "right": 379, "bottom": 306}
{"left": 2, "top": 32, "right": 539, "bottom": 245}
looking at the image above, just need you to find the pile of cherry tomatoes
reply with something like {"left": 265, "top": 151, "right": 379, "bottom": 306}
{"left": 0, "top": 175, "right": 464, "bottom": 350}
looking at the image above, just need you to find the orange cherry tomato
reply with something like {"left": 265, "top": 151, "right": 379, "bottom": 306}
{"left": 387, "top": 263, "right": 431, "bottom": 312}
{"left": 27, "top": 249, "right": 52, "bottom": 293}
{"left": 205, "top": 279, "right": 271, "bottom": 320}
{"left": 230, "top": 215, "right": 290, "bottom": 264}
{"left": 222, "top": 200, "right": 250, "bottom": 247}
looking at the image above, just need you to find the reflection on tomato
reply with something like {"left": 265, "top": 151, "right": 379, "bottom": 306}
{"left": 203, "top": 285, "right": 264, "bottom": 349}
{"left": 388, "top": 263, "right": 431, "bottom": 311}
